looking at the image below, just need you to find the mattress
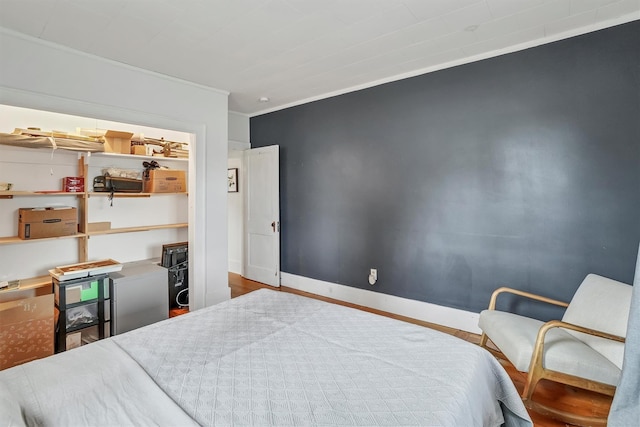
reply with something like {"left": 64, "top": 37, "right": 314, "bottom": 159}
{"left": 0, "top": 289, "right": 533, "bottom": 426}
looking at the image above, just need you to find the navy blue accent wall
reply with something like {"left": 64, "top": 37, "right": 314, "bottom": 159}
{"left": 250, "top": 21, "right": 640, "bottom": 320}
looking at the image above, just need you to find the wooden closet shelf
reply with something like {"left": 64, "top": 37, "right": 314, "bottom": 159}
{"left": 0, "top": 191, "right": 85, "bottom": 199}
{"left": 87, "top": 223, "right": 188, "bottom": 236}
{"left": 0, "top": 233, "right": 88, "bottom": 245}
{"left": 88, "top": 192, "right": 187, "bottom": 198}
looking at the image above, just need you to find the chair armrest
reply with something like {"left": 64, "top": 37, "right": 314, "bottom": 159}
{"left": 487, "top": 287, "right": 569, "bottom": 310}
{"left": 528, "top": 319, "right": 626, "bottom": 378}
{"left": 523, "top": 319, "right": 625, "bottom": 402}
{"left": 536, "top": 319, "right": 625, "bottom": 345}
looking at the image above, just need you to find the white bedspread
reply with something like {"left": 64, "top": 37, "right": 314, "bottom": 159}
{"left": 0, "top": 289, "right": 532, "bottom": 426}
{"left": 113, "top": 289, "right": 532, "bottom": 426}
{"left": 0, "top": 340, "right": 197, "bottom": 427}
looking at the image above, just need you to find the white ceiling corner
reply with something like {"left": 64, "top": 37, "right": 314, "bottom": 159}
{"left": 0, "top": 0, "right": 637, "bottom": 116}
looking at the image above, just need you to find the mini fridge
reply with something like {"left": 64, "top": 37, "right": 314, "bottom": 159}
{"left": 109, "top": 259, "right": 168, "bottom": 335}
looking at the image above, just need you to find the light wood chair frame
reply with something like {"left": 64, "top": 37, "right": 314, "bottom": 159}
{"left": 479, "top": 287, "right": 626, "bottom": 427}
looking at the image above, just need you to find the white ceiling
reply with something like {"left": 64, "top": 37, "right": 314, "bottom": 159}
{"left": 0, "top": 0, "right": 638, "bottom": 116}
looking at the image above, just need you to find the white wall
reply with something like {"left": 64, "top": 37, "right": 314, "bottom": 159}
{"left": 227, "top": 111, "right": 250, "bottom": 274}
{"left": 228, "top": 112, "right": 250, "bottom": 145}
{"left": 227, "top": 151, "right": 244, "bottom": 274}
{"left": 0, "top": 28, "right": 230, "bottom": 308}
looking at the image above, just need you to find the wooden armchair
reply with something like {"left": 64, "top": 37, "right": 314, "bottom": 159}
{"left": 478, "top": 274, "right": 632, "bottom": 426}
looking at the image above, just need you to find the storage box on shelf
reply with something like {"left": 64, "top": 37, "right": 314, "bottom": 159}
{"left": 143, "top": 169, "right": 186, "bottom": 193}
{"left": 62, "top": 176, "right": 84, "bottom": 193}
{"left": 131, "top": 145, "right": 146, "bottom": 155}
{"left": 102, "top": 130, "right": 134, "bottom": 154}
{"left": 18, "top": 206, "right": 78, "bottom": 239}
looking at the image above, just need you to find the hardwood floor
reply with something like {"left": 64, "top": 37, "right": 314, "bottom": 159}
{"left": 228, "top": 273, "right": 612, "bottom": 427}
{"left": 169, "top": 307, "right": 189, "bottom": 318}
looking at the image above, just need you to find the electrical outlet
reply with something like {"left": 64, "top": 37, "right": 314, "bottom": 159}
{"left": 369, "top": 268, "right": 377, "bottom": 285}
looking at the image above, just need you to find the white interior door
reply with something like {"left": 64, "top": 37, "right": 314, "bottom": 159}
{"left": 243, "top": 145, "right": 280, "bottom": 287}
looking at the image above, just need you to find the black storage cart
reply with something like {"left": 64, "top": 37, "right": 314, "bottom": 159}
{"left": 53, "top": 273, "right": 111, "bottom": 352}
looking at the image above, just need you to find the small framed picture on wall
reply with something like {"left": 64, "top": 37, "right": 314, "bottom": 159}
{"left": 228, "top": 168, "right": 238, "bottom": 192}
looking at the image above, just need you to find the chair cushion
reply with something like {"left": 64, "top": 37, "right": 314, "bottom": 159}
{"left": 479, "top": 310, "right": 621, "bottom": 386}
{"left": 562, "top": 274, "right": 632, "bottom": 369}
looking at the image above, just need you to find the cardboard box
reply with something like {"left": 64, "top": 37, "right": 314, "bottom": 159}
{"left": 65, "top": 325, "right": 99, "bottom": 350}
{"left": 0, "top": 294, "right": 54, "bottom": 370}
{"left": 131, "top": 145, "right": 146, "bottom": 155}
{"left": 62, "top": 176, "right": 84, "bottom": 192}
{"left": 104, "top": 130, "right": 133, "bottom": 154}
{"left": 18, "top": 207, "right": 78, "bottom": 239}
{"left": 87, "top": 221, "right": 111, "bottom": 232}
{"left": 143, "top": 169, "right": 186, "bottom": 193}
{"left": 63, "top": 176, "right": 83, "bottom": 186}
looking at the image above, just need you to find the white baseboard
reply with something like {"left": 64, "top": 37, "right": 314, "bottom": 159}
{"left": 281, "top": 272, "right": 482, "bottom": 334}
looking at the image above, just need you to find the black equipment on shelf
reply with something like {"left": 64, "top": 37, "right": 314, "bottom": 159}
{"left": 161, "top": 242, "right": 188, "bottom": 309}
{"left": 93, "top": 174, "right": 143, "bottom": 193}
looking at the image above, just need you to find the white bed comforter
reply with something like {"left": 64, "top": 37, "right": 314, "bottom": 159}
{"left": 114, "top": 289, "right": 532, "bottom": 426}
{"left": 0, "top": 340, "right": 198, "bottom": 426}
{"left": 1, "top": 289, "right": 532, "bottom": 426}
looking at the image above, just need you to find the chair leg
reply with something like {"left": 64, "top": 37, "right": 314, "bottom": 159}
{"left": 479, "top": 332, "right": 488, "bottom": 348}
{"left": 522, "top": 363, "right": 543, "bottom": 401}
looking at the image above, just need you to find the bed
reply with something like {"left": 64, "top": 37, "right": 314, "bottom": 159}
{"left": 0, "top": 289, "right": 533, "bottom": 426}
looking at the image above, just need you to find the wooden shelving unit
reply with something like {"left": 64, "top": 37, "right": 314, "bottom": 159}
{"left": 1, "top": 149, "right": 188, "bottom": 287}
